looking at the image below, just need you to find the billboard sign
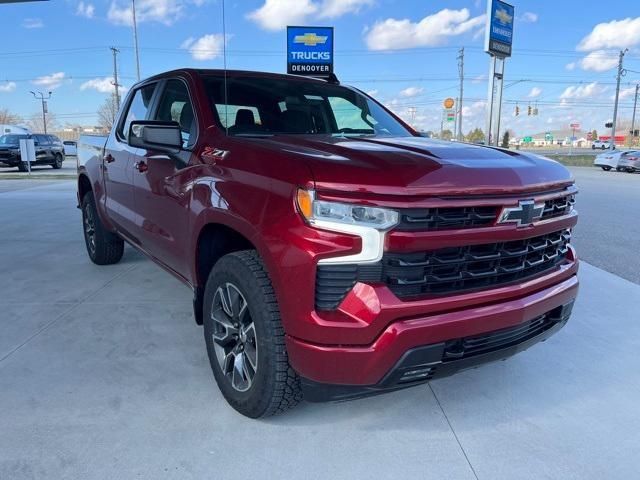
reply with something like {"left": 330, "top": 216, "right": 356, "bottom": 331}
{"left": 484, "top": 0, "right": 514, "bottom": 57}
{"left": 287, "top": 26, "right": 334, "bottom": 77}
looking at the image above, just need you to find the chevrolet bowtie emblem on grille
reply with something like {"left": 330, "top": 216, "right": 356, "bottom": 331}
{"left": 293, "top": 33, "right": 328, "bottom": 47}
{"left": 498, "top": 200, "right": 544, "bottom": 227}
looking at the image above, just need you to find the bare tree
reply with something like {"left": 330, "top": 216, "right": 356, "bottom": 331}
{"left": 97, "top": 94, "right": 119, "bottom": 131}
{"left": 0, "top": 108, "right": 24, "bottom": 125}
{"left": 27, "top": 112, "right": 58, "bottom": 133}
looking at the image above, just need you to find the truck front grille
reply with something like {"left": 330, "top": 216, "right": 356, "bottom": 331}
{"left": 315, "top": 229, "right": 571, "bottom": 310}
{"left": 395, "top": 191, "right": 575, "bottom": 232}
{"left": 396, "top": 206, "right": 497, "bottom": 231}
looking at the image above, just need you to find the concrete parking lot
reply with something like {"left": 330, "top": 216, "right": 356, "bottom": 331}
{"left": 1, "top": 170, "right": 639, "bottom": 480}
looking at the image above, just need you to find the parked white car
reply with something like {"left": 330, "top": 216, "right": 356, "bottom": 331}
{"left": 594, "top": 150, "right": 634, "bottom": 171}
{"left": 63, "top": 140, "right": 77, "bottom": 156}
{"left": 592, "top": 140, "right": 613, "bottom": 150}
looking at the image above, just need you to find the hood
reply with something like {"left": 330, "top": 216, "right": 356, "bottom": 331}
{"left": 246, "top": 135, "right": 573, "bottom": 197}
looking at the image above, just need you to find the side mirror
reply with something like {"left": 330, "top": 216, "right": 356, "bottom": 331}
{"left": 128, "top": 120, "right": 182, "bottom": 152}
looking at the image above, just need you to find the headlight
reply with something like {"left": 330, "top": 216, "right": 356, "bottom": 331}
{"left": 296, "top": 189, "right": 398, "bottom": 230}
{"left": 296, "top": 188, "right": 399, "bottom": 265}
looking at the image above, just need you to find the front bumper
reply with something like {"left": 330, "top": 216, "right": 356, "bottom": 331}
{"left": 286, "top": 272, "right": 578, "bottom": 399}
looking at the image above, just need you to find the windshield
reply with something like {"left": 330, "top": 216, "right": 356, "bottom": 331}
{"left": 203, "top": 75, "right": 412, "bottom": 137}
{"left": 0, "top": 134, "right": 28, "bottom": 145}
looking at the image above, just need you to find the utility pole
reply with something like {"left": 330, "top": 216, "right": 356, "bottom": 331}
{"left": 132, "top": 0, "right": 141, "bottom": 81}
{"left": 630, "top": 83, "right": 639, "bottom": 147}
{"left": 29, "top": 90, "right": 52, "bottom": 134}
{"left": 610, "top": 48, "right": 628, "bottom": 150}
{"left": 110, "top": 47, "right": 122, "bottom": 108}
{"left": 407, "top": 106, "right": 417, "bottom": 123}
{"left": 457, "top": 47, "right": 464, "bottom": 141}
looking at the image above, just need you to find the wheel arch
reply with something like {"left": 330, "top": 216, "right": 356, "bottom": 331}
{"left": 78, "top": 173, "right": 92, "bottom": 203}
{"left": 191, "top": 219, "right": 262, "bottom": 325}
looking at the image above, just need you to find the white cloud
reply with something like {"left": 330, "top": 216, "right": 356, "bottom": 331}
{"left": 107, "top": 0, "right": 205, "bottom": 26}
{"left": 527, "top": 87, "right": 542, "bottom": 98}
{"left": 22, "top": 18, "right": 43, "bottom": 29}
{"left": 520, "top": 12, "right": 538, "bottom": 23}
{"left": 617, "top": 86, "right": 639, "bottom": 101}
{"left": 462, "top": 100, "right": 486, "bottom": 118}
{"left": 366, "top": 89, "right": 378, "bottom": 97}
{"left": 32, "top": 72, "right": 66, "bottom": 90}
{"left": 322, "top": 0, "right": 373, "bottom": 18}
{"left": 578, "top": 17, "right": 640, "bottom": 51}
{"left": 80, "top": 77, "right": 127, "bottom": 94}
{"left": 565, "top": 62, "right": 576, "bottom": 71}
{"left": 559, "top": 82, "right": 605, "bottom": 100}
{"left": 76, "top": 2, "right": 95, "bottom": 18}
{"left": 578, "top": 50, "right": 618, "bottom": 72}
{"left": 365, "top": 9, "right": 485, "bottom": 51}
{"left": 247, "top": 0, "right": 317, "bottom": 32}
{"left": 182, "top": 34, "right": 228, "bottom": 61}
{"left": 399, "top": 86, "right": 424, "bottom": 98}
{"left": 247, "top": 0, "right": 372, "bottom": 32}
{"left": 0, "top": 82, "right": 17, "bottom": 93}
{"left": 471, "top": 74, "right": 486, "bottom": 84}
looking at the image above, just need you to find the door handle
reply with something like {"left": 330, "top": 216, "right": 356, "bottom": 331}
{"left": 104, "top": 154, "right": 115, "bottom": 163}
{"left": 134, "top": 161, "right": 148, "bottom": 173}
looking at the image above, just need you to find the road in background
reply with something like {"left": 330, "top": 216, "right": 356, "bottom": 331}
{"left": 569, "top": 166, "right": 640, "bottom": 284}
{"left": 521, "top": 147, "right": 603, "bottom": 156}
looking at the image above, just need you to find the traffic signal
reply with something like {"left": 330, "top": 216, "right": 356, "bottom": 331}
{"left": 527, "top": 105, "right": 532, "bottom": 116}
{"left": 605, "top": 122, "right": 613, "bottom": 128}
{"left": 515, "top": 105, "right": 520, "bottom": 116}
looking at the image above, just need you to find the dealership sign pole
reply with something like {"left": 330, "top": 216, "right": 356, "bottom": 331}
{"left": 484, "top": 0, "right": 514, "bottom": 146}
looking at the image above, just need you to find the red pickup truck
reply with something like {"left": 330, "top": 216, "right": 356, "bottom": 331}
{"left": 77, "top": 69, "right": 578, "bottom": 418}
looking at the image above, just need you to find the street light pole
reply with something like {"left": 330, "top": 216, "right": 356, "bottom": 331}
{"left": 132, "top": 0, "right": 141, "bottom": 81}
{"left": 29, "top": 90, "right": 52, "bottom": 134}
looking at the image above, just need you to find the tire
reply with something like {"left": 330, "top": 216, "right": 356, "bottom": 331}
{"left": 616, "top": 167, "right": 623, "bottom": 172}
{"left": 602, "top": 166, "right": 612, "bottom": 171}
{"left": 203, "top": 250, "right": 302, "bottom": 418}
{"left": 17, "top": 162, "right": 28, "bottom": 172}
{"left": 51, "top": 153, "right": 63, "bottom": 169}
{"left": 81, "top": 191, "right": 124, "bottom": 265}
{"left": 602, "top": 145, "right": 606, "bottom": 150}
{"left": 592, "top": 145, "right": 596, "bottom": 150}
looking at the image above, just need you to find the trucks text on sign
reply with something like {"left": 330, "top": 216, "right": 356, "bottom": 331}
{"left": 287, "top": 26, "right": 334, "bottom": 77}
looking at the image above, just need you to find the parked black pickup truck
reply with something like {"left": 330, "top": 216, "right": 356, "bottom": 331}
{"left": 0, "top": 133, "right": 65, "bottom": 171}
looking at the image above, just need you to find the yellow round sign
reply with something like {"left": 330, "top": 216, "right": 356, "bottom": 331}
{"left": 444, "top": 98, "right": 455, "bottom": 109}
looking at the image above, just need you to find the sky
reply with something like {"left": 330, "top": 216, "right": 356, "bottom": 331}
{"left": 2, "top": 0, "right": 640, "bottom": 137}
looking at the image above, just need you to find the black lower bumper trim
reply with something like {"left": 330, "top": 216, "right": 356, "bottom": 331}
{"left": 301, "top": 301, "right": 574, "bottom": 402}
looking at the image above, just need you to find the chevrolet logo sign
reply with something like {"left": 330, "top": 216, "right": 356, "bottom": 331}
{"left": 495, "top": 8, "right": 513, "bottom": 25}
{"left": 294, "top": 33, "right": 328, "bottom": 47}
{"left": 498, "top": 200, "right": 544, "bottom": 227}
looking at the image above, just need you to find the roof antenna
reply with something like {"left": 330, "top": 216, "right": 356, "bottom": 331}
{"left": 222, "top": 0, "right": 229, "bottom": 135}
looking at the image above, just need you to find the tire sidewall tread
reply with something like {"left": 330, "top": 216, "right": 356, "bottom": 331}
{"left": 203, "top": 250, "right": 302, "bottom": 418}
